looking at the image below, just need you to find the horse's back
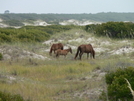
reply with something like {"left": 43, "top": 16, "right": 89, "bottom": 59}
{"left": 79, "top": 44, "right": 88, "bottom": 52}
{"left": 56, "top": 49, "right": 68, "bottom": 56}
{"left": 55, "top": 49, "right": 62, "bottom": 53}
{"left": 79, "top": 44, "right": 94, "bottom": 52}
{"left": 51, "top": 43, "right": 63, "bottom": 50}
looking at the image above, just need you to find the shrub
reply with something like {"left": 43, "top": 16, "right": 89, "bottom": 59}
{"left": 105, "top": 67, "right": 134, "bottom": 101}
{"left": 0, "top": 91, "right": 26, "bottom": 101}
{"left": 4, "top": 20, "right": 24, "bottom": 26}
{"left": 0, "top": 53, "right": 3, "bottom": 60}
{"left": 0, "top": 33, "right": 12, "bottom": 42}
{"left": 85, "top": 22, "right": 134, "bottom": 39}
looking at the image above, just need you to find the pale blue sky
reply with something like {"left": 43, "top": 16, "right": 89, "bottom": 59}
{"left": 0, "top": 0, "right": 134, "bottom": 14}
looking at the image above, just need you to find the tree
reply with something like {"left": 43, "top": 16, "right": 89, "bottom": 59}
{"left": 4, "top": 10, "right": 10, "bottom": 14}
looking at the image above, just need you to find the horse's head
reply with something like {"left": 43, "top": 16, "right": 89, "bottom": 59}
{"left": 69, "top": 47, "right": 72, "bottom": 54}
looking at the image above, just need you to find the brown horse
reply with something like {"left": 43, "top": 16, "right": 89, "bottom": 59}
{"left": 74, "top": 44, "right": 95, "bottom": 60}
{"left": 49, "top": 43, "right": 63, "bottom": 56}
{"left": 55, "top": 47, "right": 72, "bottom": 58}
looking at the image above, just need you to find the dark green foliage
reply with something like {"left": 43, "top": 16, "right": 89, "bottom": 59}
{"left": 0, "top": 33, "right": 12, "bottom": 42}
{"left": 84, "top": 24, "right": 98, "bottom": 33}
{"left": 3, "top": 20, "right": 24, "bottom": 26}
{"left": 105, "top": 67, "right": 134, "bottom": 101}
{"left": 17, "top": 29, "right": 49, "bottom": 42}
{"left": 0, "top": 25, "right": 76, "bottom": 43}
{"left": 22, "top": 25, "right": 75, "bottom": 35}
{"left": 0, "top": 53, "right": 3, "bottom": 60}
{"left": 85, "top": 22, "right": 134, "bottom": 39}
{"left": 0, "top": 91, "right": 26, "bottom": 101}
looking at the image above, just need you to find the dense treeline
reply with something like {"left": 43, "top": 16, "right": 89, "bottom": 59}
{"left": 85, "top": 22, "right": 134, "bottom": 39}
{"left": 0, "top": 25, "right": 78, "bottom": 42}
{"left": 0, "top": 12, "right": 134, "bottom": 25}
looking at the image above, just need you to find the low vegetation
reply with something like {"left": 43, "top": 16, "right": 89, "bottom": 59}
{"left": 85, "top": 21, "right": 134, "bottom": 39}
{"left": 0, "top": 60, "right": 96, "bottom": 101}
{"left": 0, "top": 91, "right": 26, "bottom": 101}
{"left": 0, "top": 25, "right": 79, "bottom": 42}
{"left": 3, "top": 20, "right": 24, "bottom": 26}
{"left": 106, "top": 67, "right": 134, "bottom": 101}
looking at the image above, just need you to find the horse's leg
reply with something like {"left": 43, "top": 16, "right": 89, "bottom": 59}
{"left": 64, "top": 55, "right": 66, "bottom": 58}
{"left": 90, "top": 52, "right": 94, "bottom": 59}
{"left": 90, "top": 53, "right": 92, "bottom": 59}
{"left": 93, "top": 50, "right": 95, "bottom": 59}
{"left": 78, "top": 51, "right": 81, "bottom": 59}
{"left": 79, "top": 52, "right": 83, "bottom": 60}
{"left": 56, "top": 53, "right": 59, "bottom": 58}
{"left": 87, "top": 53, "right": 89, "bottom": 59}
{"left": 49, "top": 49, "right": 53, "bottom": 56}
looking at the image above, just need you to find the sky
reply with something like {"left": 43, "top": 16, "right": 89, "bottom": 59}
{"left": 0, "top": 0, "right": 134, "bottom": 14}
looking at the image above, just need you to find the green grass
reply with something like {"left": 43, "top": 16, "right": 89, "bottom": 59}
{"left": 0, "top": 59, "right": 96, "bottom": 101}
{"left": 0, "top": 55, "right": 132, "bottom": 101}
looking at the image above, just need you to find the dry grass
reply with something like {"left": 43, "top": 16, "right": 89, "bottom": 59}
{"left": 0, "top": 59, "right": 97, "bottom": 101}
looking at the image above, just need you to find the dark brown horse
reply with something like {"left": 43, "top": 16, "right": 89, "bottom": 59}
{"left": 74, "top": 44, "right": 95, "bottom": 60}
{"left": 49, "top": 43, "right": 63, "bottom": 56}
{"left": 55, "top": 47, "right": 72, "bottom": 58}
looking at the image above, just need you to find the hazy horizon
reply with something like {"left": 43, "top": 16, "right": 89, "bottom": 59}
{"left": 1, "top": 0, "right": 134, "bottom": 14}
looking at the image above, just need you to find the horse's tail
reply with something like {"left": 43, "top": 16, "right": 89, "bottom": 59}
{"left": 92, "top": 49, "right": 95, "bottom": 59}
{"left": 49, "top": 47, "right": 53, "bottom": 56}
{"left": 61, "top": 46, "right": 64, "bottom": 50}
{"left": 74, "top": 46, "right": 80, "bottom": 59}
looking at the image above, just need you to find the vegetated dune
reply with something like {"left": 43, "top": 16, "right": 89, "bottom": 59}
{"left": 0, "top": 29, "right": 134, "bottom": 101}
{"left": 0, "top": 28, "right": 134, "bottom": 63}
{"left": 43, "top": 29, "right": 134, "bottom": 58}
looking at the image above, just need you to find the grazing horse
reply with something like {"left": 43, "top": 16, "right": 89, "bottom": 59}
{"left": 55, "top": 47, "right": 72, "bottom": 58}
{"left": 74, "top": 44, "right": 95, "bottom": 60}
{"left": 49, "top": 43, "right": 63, "bottom": 56}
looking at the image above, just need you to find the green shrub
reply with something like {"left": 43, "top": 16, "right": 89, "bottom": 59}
{"left": 0, "top": 53, "right": 3, "bottom": 60}
{"left": 0, "top": 91, "right": 26, "bottom": 101}
{"left": 105, "top": 67, "right": 134, "bottom": 101}
{"left": 0, "top": 25, "right": 78, "bottom": 43}
{"left": 85, "top": 22, "right": 134, "bottom": 39}
{"left": 0, "top": 33, "right": 12, "bottom": 42}
{"left": 4, "top": 20, "right": 24, "bottom": 26}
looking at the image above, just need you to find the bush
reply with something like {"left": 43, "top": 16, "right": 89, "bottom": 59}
{"left": 0, "top": 33, "right": 12, "bottom": 42}
{"left": 85, "top": 22, "right": 134, "bottom": 39}
{"left": 0, "top": 53, "right": 3, "bottom": 60}
{"left": 4, "top": 20, "right": 24, "bottom": 26}
{"left": 0, "top": 25, "right": 78, "bottom": 43}
{"left": 105, "top": 67, "right": 134, "bottom": 101}
{"left": 0, "top": 91, "right": 26, "bottom": 101}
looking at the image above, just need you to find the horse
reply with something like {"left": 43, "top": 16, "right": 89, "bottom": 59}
{"left": 55, "top": 47, "right": 72, "bottom": 58}
{"left": 74, "top": 44, "right": 95, "bottom": 60}
{"left": 49, "top": 43, "right": 64, "bottom": 56}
